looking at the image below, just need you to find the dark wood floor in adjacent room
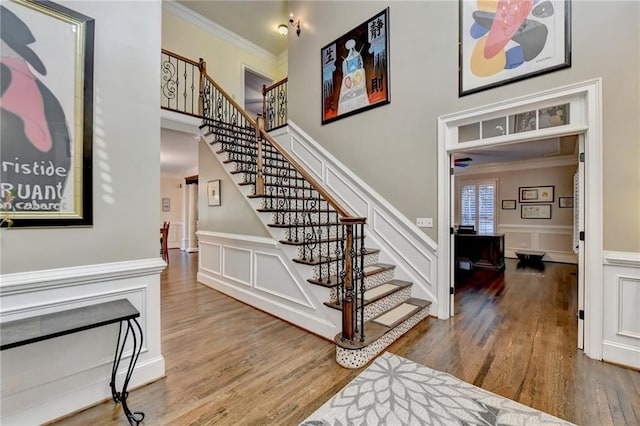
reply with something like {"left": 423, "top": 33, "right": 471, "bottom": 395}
{"left": 52, "top": 251, "right": 640, "bottom": 426}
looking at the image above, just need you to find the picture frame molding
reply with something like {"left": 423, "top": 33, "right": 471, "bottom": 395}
{"left": 458, "top": 0, "right": 572, "bottom": 96}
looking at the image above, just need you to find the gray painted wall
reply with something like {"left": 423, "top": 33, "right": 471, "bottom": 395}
{"left": 1, "top": 1, "right": 162, "bottom": 274}
{"left": 198, "top": 141, "right": 270, "bottom": 237}
{"left": 288, "top": 1, "right": 640, "bottom": 252}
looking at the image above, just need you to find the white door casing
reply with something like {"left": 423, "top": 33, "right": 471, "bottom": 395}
{"left": 437, "top": 79, "right": 603, "bottom": 360}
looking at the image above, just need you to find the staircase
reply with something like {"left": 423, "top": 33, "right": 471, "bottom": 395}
{"left": 162, "top": 49, "right": 431, "bottom": 369}
{"left": 199, "top": 115, "right": 431, "bottom": 368}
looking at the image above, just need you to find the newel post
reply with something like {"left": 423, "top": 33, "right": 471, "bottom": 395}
{"left": 262, "top": 84, "right": 267, "bottom": 127}
{"left": 198, "top": 58, "right": 207, "bottom": 116}
{"left": 254, "top": 119, "right": 265, "bottom": 196}
{"left": 342, "top": 223, "right": 355, "bottom": 342}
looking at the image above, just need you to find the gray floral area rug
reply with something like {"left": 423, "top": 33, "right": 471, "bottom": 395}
{"left": 301, "top": 352, "right": 574, "bottom": 426}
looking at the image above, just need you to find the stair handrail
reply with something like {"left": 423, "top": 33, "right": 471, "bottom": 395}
{"left": 200, "top": 72, "right": 363, "bottom": 223}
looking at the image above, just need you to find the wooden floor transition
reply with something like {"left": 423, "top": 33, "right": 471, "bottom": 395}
{"left": 51, "top": 250, "right": 640, "bottom": 425}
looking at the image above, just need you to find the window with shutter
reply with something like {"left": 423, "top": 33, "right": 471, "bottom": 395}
{"left": 459, "top": 180, "right": 496, "bottom": 233}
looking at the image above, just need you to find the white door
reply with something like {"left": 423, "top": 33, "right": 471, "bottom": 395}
{"left": 449, "top": 155, "right": 456, "bottom": 315}
{"left": 576, "top": 135, "right": 586, "bottom": 349}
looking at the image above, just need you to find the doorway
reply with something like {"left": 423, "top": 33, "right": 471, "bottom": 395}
{"left": 243, "top": 66, "right": 273, "bottom": 119}
{"left": 437, "top": 80, "right": 603, "bottom": 360}
{"left": 449, "top": 135, "right": 583, "bottom": 350}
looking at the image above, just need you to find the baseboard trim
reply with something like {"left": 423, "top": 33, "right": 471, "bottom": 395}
{"left": 602, "top": 340, "right": 640, "bottom": 370}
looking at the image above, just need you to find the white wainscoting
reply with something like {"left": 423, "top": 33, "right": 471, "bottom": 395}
{"left": 602, "top": 251, "right": 640, "bottom": 369}
{"left": 497, "top": 224, "right": 577, "bottom": 264}
{"left": 197, "top": 231, "right": 341, "bottom": 340}
{"left": 0, "top": 258, "right": 166, "bottom": 425}
{"left": 271, "top": 122, "right": 439, "bottom": 313}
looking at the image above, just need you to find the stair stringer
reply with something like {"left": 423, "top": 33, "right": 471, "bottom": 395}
{"left": 270, "top": 121, "right": 440, "bottom": 316}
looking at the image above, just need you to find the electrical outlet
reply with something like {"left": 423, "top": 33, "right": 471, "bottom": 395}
{"left": 416, "top": 217, "right": 433, "bottom": 228}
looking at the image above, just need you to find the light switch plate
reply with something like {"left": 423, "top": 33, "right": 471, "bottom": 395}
{"left": 416, "top": 217, "right": 433, "bottom": 228}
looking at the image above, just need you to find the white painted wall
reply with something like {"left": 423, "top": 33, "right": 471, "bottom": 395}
{"left": 0, "top": 1, "right": 165, "bottom": 424}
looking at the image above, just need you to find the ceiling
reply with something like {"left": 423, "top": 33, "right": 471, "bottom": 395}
{"left": 454, "top": 136, "right": 578, "bottom": 170}
{"left": 177, "top": 1, "right": 289, "bottom": 56}
{"left": 161, "top": 128, "right": 199, "bottom": 176}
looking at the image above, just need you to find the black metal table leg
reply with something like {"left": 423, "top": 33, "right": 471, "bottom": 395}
{"left": 110, "top": 318, "right": 145, "bottom": 425}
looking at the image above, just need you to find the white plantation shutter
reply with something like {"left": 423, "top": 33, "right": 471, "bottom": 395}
{"left": 461, "top": 184, "right": 476, "bottom": 227}
{"left": 478, "top": 184, "right": 495, "bottom": 233}
{"left": 459, "top": 181, "right": 496, "bottom": 233}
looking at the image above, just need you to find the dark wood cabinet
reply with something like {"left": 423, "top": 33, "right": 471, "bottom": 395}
{"left": 455, "top": 233, "right": 505, "bottom": 272}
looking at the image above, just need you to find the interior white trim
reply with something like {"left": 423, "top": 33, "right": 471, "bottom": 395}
{"left": 438, "top": 79, "right": 604, "bottom": 361}
{"left": 0, "top": 258, "right": 167, "bottom": 295}
{"left": 162, "top": 0, "right": 277, "bottom": 64}
{"left": 604, "top": 251, "right": 640, "bottom": 267}
{"left": 160, "top": 109, "right": 200, "bottom": 134}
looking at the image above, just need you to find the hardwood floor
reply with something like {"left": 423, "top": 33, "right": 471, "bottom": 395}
{"left": 52, "top": 251, "right": 640, "bottom": 425}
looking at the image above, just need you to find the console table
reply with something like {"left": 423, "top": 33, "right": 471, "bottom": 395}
{"left": 0, "top": 299, "right": 145, "bottom": 425}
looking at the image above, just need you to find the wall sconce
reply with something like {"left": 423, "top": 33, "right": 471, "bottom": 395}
{"left": 277, "top": 24, "right": 288, "bottom": 36}
{"left": 289, "top": 14, "right": 301, "bottom": 37}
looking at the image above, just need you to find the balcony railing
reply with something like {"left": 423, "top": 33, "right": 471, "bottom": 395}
{"left": 161, "top": 49, "right": 288, "bottom": 130}
{"left": 262, "top": 77, "right": 288, "bottom": 132}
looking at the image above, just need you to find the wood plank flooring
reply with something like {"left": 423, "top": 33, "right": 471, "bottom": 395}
{"left": 51, "top": 251, "right": 640, "bottom": 425}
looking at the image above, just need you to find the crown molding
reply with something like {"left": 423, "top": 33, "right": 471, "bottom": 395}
{"left": 455, "top": 154, "right": 577, "bottom": 176}
{"left": 163, "top": 0, "right": 277, "bottom": 64}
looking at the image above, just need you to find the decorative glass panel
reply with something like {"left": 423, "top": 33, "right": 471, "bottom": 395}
{"left": 538, "top": 103, "right": 570, "bottom": 129}
{"left": 458, "top": 122, "right": 480, "bottom": 143}
{"left": 509, "top": 111, "right": 537, "bottom": 134}
{"left": 482, "top": 117, "right": 507, "bottom": 138}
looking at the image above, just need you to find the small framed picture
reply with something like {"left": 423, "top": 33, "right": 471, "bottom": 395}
{"left": 559, "top": 197, "right": 574, "bottom": 208}
{"left": 519, "top": 186, "right": 554, "bottom": 203}
{"left": 502, "top": 200, "right": 516, "bottom": 210}
{"left": 162, "top": 197, "right": 170, "bottom": 212}
{"left": 207, "top": 179, "right": 221, "bottom": 206}
{"left": 521, "top": 204, "right": 552, "bottom": 219}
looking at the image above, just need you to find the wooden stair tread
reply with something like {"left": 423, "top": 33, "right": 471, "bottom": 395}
{"left": 293, "top": 248, "right": 379, "bottom": 266}
{"left": 278, "top": 236, "right": 344, "bottom": 246}
{"left": 259, "top": 207, "right": 338, "bottom": 214}
{"left": 334, "top": 298, "right": 432, "bottom": 349}
{"left": 248, "top": 194, "right": 324, "bottom": 201}
{"left": 268, "top": 221, "right": 341, "bottom": 229}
